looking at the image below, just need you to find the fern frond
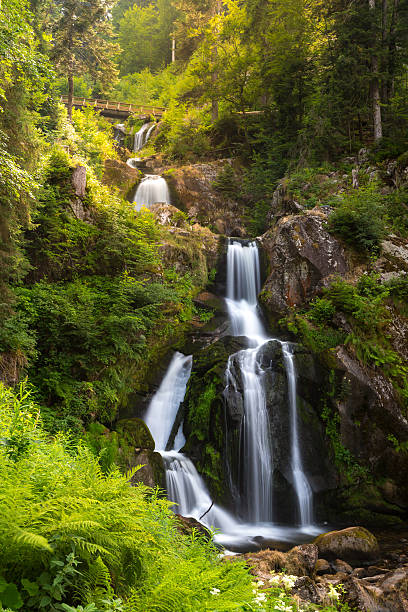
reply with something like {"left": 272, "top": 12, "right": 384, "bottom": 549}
{"left": 13, "top": 529, "right": 53, "bottom": 552}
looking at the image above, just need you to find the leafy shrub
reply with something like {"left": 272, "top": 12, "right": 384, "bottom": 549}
{"left": 307, "top": 298, "right": 336, "bottom": 324}
{"left": 285, "top": 165, "right": 338, "bottom": 209}
{"left": 327, "top": 184, "right": 385, "bottom": 254}
{"left": 158, "top": 103, "right": 211, "bottom": 162}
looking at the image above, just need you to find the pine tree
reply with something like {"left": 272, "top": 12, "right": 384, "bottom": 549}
{"left": 50, "top": 0, "right": 119, "bottom": 119}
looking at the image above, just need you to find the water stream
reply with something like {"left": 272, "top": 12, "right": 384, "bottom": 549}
{"left": 133, "top": 175, "right": 170, "bottom": 211}
{"left": 282, "top": 344, "right": 314, "bottom": 527}
{"left": 142, "top": 239, "right": 318, "bottom": 549}
{"left": 134, "top": 122, "right": 153, "bottom": 152}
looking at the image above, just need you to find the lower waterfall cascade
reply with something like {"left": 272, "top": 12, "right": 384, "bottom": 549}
{"left": 142, "top": 239, "right": 320, "bottom": 550}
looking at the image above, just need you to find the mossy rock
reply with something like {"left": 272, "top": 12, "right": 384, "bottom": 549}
{"left": 115, "top": 418, "right": 155, "bottom": 451}
{"left": 313, "top": 527, "right": 380, "bottom": 564}
{"left": 129, "top": 450, "right": 165, "bottom": 489}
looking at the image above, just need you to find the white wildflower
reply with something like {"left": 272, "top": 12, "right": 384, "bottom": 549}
{"left": 327, "top": 583, "right": 340, "bottom": 601}
{"left": 257, "top": 580, "right": 264, "bottom": 586}
{"left": 210, "top": 587, "right": 220, "bottom": 595}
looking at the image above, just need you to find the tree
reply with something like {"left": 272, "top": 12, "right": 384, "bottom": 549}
{"left": 118, "top": 0, "right": 178, "bottom": 75}
{"left": 50, "top": 0, "right": 119, "bottom": 120}
{"left": 369, "top": 0, "right": 383, "bottom": 141}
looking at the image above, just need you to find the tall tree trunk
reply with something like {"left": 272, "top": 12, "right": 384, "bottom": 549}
{"left": 387, "top": 0, "right": 399, "bottom": 99}
{"left": 211, "top": 0, "right": 222, "bottom": 123}
{"left": 382, "top": 0, "right": 388, "bottom": 102}
{"left": 67, "top": 71, "right": 74, "bottom": 122}
{"left": 369, "top": 0, "right": 383, "bottom": 141}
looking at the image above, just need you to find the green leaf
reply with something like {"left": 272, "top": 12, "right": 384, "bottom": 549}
{"left": 1, "top": 583, "right": 24, "bottom": 609}
{"left": 0, "top": 575, "right": 7, "bottom": 593}
{"left": 39, "top": 595, "right": 52, "bottom": 607}
{"left": 21, "top": 578, "right": 39, "bottom": 596}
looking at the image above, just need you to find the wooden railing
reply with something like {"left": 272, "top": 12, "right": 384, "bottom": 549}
{"left": 59, "top": 96, "right": 165, "bottom": 116}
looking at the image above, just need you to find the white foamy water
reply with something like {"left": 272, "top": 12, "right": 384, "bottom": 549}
{"left": 142, "top": 240, "right": 320, "bottom": 550}
{"left": 133, "top": 175, "right": 170, "bottom": 211}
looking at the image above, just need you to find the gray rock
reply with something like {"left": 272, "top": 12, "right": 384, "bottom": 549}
{"left": 259, "top": 211, "right": 348, "bottom": 315}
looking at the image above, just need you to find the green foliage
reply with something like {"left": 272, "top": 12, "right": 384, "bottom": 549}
{"left": 285, "top": 166, "right": 339, "bottom": 209}
{"left": 284, "top": 274, "right": 408, "bottom": 410}
{"left": 0, "top": 382, "right": 268, "bottom": 611}
{"left": 158, "top": 103, "right": 211, "bottom": 162}
{"left": 118, "top": 1, "right": 177, "bottom": 75}
{"left": 321, "top": 400, "right": 369, "bottom": 484}
{"left": 327, "top": 184, "right": 385, "bottom": 255}
{"left": 49, "top": 0, "right": 119, "bottom": 100}
{"left": 188, "top": 382, "right": 217, "bottom": 443}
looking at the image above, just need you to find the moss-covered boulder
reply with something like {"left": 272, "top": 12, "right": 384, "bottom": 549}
{"left": 102, "top": 158, "right": 141, "bottom": 197}
{"left": 313, "top": 527, "right": 380, "bottom": 564}
{"left": 115, "top": 418, "right": 155, "bottom": 451}
{"left": 128, "top": 449, "right": 165, "bottom": 489}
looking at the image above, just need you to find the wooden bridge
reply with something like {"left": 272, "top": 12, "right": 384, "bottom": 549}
{"left": 60, "top": 96, "right": 166, "bottom": 120}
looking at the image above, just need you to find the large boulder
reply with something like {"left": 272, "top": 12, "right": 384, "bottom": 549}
{"left": 102, "top": 158, "right": 141, "bottom": 197}
{"left": 114, "top": 418, "right": 165, "bottom": 489}
{"left": 313, "top": 527, "right": 380, "bottom": 564}
{"left": 115, "top": 418, "right": 155, "bottom": 451}
{"left": 163, "top": 160, "right": 245, "bottom": 236}
{"left": 174, "top": 514, "right": 212, "bottom": 541}
{"left": 259, "top": 210, "right": 349, "bottom": 316}
{"left": 128, "top": 449, "right": 165, "bottom": 489}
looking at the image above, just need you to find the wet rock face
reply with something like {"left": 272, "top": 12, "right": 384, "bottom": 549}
{"left": 259, "top": 211, "right": 349, "bottom": 315}
{"left": 314, "top": 527, "right": 380, "bottom": 564}
{"left": 330, "top": 346, "right": 408, "bottom": 519}
{"left": 163, "top": 160, "right": 245, "bottom": 236}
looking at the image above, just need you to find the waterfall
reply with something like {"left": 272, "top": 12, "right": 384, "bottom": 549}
{"left": 133, "top": 175, "right": 170, "bottom": 211}
{"left": 141, "top": 242, "right": 318, "bottom": 550}
{"left": 282, "top": 344, "right": 314, "bottom": 527}
{"left": 225, "top": 349, "right": 272, "bottom": 522}
{"left": 224, "top": 240, "right": 273, "bottom": 521}
{"left": 134, "top": 122, "right": 152, "bottom": 152}
{"left": 143, "top": 352, "right": 237, "bottom": 533}
{"left": 144, "top": 353, "right": 192, "bottom": 452}
{"left": 224, "top": 239, "right": 314, "bottom": 528}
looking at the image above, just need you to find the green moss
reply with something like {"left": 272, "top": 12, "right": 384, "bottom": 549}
{"left": 115, "top": 418, "right": 155, "bottom": 451}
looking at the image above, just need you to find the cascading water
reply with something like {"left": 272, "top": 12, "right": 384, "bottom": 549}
{"left": 134, "top": 122, "right": 152, "bottom": 152}
{"left": 282, "top": 344, "right": 314, "bottom": 527}
{"left": 143, "top": 352, "right": 237, "bottom": 532}
{"left": 142, "top": 241, "right": 319, "bottom": 550}
{"left": 224, "top": 241, "right": 273, "bottom": 522}
{"left": 133, "top": 175, "right": 170, "bottom": 211}
{"left": 144, "top": 353, "right": 192, "bottom": 451}
{"left": 224, "top": 239, "right": 314, "bottom": 529}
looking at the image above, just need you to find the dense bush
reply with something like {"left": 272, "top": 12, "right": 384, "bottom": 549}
{"left": 327, "top": 184, "right": 385, "bottom": 254}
